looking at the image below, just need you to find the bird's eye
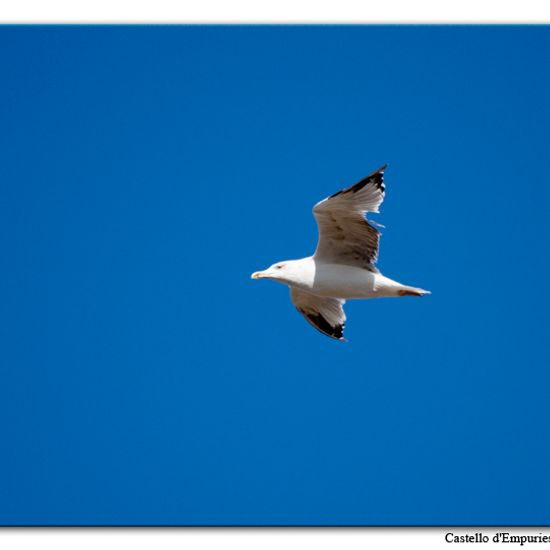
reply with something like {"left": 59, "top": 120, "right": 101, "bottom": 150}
{"left": 276, "top": 265, "right": 283, "bottom": 269}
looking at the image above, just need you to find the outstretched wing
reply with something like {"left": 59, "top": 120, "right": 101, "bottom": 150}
{"left": 313, "top": 164, "right": 387, "bottom": 272}
{"left": 290, "top": 287, "right": 347, "bottom": 341}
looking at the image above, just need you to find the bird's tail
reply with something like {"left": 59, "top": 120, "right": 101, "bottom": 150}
{"left": 398, "top": 286, "right": 431, "bottom": 297}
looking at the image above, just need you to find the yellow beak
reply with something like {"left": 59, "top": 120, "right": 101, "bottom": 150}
{"left": 251, "top": 271, "right": 262, "bottom": 279}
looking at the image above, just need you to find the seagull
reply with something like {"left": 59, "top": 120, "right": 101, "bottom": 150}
{"left": 251, "top": 165, "right": 430, "bottom": 341}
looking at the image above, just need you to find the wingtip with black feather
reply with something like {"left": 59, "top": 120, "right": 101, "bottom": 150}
{"left": 330, "top": 164, "right": 388, "bottom": 199}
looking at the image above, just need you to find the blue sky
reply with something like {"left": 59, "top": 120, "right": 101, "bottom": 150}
{"left": 1, "top": 25, "right": 549, "bottom": 525}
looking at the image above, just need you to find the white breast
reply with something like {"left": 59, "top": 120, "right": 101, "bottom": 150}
{"left": 308, "top": 262, "right": 401, "bottom": 299}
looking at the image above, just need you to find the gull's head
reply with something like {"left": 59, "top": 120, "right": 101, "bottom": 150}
{"left": 251, "top": 262, "right": 289, "bottom": 281}
{"left": 251, "top": 261, "right": 299, "bottom": 285}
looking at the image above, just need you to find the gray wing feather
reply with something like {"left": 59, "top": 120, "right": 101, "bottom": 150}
{"left": 313, "top": 165, "right": 387, "bottom": 271}
{"left": 290, "top": 288, "right": 347, "bottom": 341}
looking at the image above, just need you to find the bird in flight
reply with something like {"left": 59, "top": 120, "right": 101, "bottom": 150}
{"left": 251, "top": 165, "right": 430, "bottom": 341}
